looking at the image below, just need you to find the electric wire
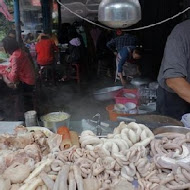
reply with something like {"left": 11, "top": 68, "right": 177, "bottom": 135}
{"left": 56, "top": 0, "right": 190, "bottom": 31}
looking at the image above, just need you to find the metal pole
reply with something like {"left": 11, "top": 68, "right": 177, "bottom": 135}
{"left": 57, "top": 0, "right": 62, "bottom": 40}
{"left": 40, "top": 0, "right": 52, "bottom": 34}
{"left": 13, "top": 0, "right": 22, "bottom": 46}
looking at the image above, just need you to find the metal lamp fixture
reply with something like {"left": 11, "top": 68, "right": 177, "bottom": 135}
{"left": 98, "top": 0, "right": 141, "bottom": 28}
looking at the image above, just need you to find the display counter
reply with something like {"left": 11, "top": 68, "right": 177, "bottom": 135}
{"left": 0, "top": 115, "right": 189, "bottom": 189}
{"left": 0, "top": 114, "right": 183, "bottom": 135}
{"left": 0, "top": 121, "right": 24, "bottom": 134}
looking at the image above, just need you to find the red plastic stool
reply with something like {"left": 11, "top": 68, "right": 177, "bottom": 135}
{"left": 70, "top": 63, "right": 80, "bottom": 84}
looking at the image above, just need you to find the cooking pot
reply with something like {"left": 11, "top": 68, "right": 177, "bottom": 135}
{"left": 41, "top": 112, "right": 71, "bottom": 132}
{"left": 93, "top": 86, "right": 123, "bottom": 101}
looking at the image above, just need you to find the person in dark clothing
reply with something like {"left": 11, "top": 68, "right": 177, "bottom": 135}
{"left": 157, "top": 19, "right": 190, "bottom": 120}
{"left": 66, "top": 28, "right": 83, "bottom": 64}
{"left": 60, "top": 28, "right": 83, "bottom": 81}
{"left": 107, "top": 30, "right": 138, "bottom": 53}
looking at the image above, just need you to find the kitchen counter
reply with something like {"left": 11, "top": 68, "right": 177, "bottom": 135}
{"left": 0, "top": 114, "right": 183, "bottom": 135}
{"left": 0, "top": 121, "right": 24, "bottom": 134}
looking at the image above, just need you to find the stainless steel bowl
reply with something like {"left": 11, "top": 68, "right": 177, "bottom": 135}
{"left": 153, "top": 125, "right": 189, "bottom": 135}
{"left": 93, "top": 86, "right": 123, "bottom": 101}
{"left": 41, "top": 112, "right": 71, "bottom": 132}
{"left": 130, "top": 77, "right": 151, "bottom": 87}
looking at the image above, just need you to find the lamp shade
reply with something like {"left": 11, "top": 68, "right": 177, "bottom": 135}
{"left": 98, "top": 0, "right": 141, "bottom": 28}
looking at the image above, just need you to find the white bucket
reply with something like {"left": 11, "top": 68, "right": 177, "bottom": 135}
{"left": 24, "top": 110, "right": 37, "bottom": 127}
{"left": 181, "top": 113, "right": 190, "bottom": 128}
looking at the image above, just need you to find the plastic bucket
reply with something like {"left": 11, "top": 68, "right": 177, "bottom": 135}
{"left": 41, "top": 112, "right": 71, "bottom": 132}
{"left": 24, "top": 110, "right": 38, "bottom": 127}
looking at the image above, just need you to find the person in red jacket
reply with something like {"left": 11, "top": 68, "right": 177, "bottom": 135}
{"left": 0, "top": 37, "right": 36, "bottom": 114}
{"left": 0, "top": 37, "right": 35, "bottom": 87}
{"left": 35, "top": 34, "right": 58, "bottom": 66}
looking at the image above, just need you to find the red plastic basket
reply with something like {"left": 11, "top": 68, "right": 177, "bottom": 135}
{"left": 115, "top": 88, "right": 139, "bottom": 105}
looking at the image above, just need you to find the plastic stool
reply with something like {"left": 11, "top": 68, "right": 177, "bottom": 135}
{"left": 70, "top": 63, "right": 80, "bottom": 84}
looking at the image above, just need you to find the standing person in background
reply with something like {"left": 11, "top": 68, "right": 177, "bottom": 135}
{"left": 107, "top": 30, "right": 138, "bottom": 54}
{"left": 60, "top": 28, "right": 83, "bottom": 81}
{"left": 157, "top": 19, "right": 190, "bottom": 120}
{"left": 35, "top": 34, "right": 58, "bottom": 66}
{"left": 35, "top": 34, "right": 58, "bottom": 82}
{"left": 106, "top": 30, "right": 140, "bottom": 85}
{"left": 0, "top": 37, "right": 36, "bottom": 113}
{"left": 115, "top": 46, "right": 142, "bottom": 85}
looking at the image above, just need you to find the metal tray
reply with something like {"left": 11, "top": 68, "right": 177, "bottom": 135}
{"left": 153, "top": 125, "right": 190, "bottom": 135}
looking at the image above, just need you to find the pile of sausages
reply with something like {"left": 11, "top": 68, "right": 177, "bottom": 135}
{"left": 145, "top": 132, "right": 190, "bottom": 190}
{"left": 3, "top": 122, "right": 190, "bottom": 189}
{"left": 77, "top": 122, "right": 156, "bottom": 189}
{"left": 80, "top": 122, "right": 154, "bottom": 152}
{"left": 20, "top": 122, "right": 154, "bottom": 190}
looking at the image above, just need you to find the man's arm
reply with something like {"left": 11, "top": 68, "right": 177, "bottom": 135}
{"left": 106, "top": 38, "right": 116, "bottom": 52}
{"left": 166, "top": 77, "right": 190, "bottom": 103}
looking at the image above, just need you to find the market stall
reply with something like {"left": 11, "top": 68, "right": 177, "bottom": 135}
{"left": 0, "top": 113, "right": 189, "bottom": 190}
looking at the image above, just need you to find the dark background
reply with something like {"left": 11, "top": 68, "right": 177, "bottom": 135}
{"left": 131, "top": 0, "right": 189, "bottom": 80}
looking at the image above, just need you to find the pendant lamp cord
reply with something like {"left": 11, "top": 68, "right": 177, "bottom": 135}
{"left": 56, "top": 0, "right": 190, "bottom": 31}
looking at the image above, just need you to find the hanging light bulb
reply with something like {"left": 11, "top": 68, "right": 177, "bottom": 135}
{"left": 98, "top": 0, "right": 141, "bottom": 28}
